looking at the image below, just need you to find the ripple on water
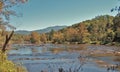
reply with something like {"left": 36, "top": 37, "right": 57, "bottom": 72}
{"left": 8, "top": 44, "right": 120, "bottom": 72}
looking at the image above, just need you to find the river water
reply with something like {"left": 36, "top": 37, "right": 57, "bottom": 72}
{"left": 7, "top": 44, "right": 120, "bottom": 72}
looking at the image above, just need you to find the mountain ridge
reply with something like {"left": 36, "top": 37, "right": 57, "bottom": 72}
{"left": 15, "top": 25, "right": 67, "bottom": 34}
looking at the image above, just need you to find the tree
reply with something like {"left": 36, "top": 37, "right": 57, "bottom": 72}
{"left": 113, "top": 16, "right": 120, "bottom": 42}
{"left": 53, "top": 31, "right": 64, "bottom": 43}
{"left": 23, "top": 34, "right": 31, "bottom": 43}
{"left": 30, "top": 31, "right": 40, "bottom": 44}
{"left": 77, "top": 23, "right": 90, "bottom": 43}
{"left": 111, "top": 1, "right": 120, "bottom": 42}
{"left": 0, "top": 0, "right": 28, "bottom": 52}
{"left": 40, "top": 33, "right": 47, "bottom": 43}
{"left": 63, "top": 27, "right": 78, "bottom": 42}
{"left": 48, "top": 29, "right": 55, "bottom": 41}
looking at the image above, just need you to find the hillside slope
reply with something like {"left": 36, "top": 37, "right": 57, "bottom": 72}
{"left": 48, "top": 15, "right": 116, "bottom": 44}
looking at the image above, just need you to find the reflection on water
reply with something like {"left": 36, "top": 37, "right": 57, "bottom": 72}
{"left": 7, "top": 44, "right": 120, "bottom": 72}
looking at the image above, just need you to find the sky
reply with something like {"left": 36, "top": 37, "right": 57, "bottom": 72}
{"left": 10, "top": 0, "right": 119, "bottom": 31}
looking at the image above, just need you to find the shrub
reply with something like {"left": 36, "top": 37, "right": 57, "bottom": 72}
{"left": 0, "top": 50, "right": 27, "bottom": 72}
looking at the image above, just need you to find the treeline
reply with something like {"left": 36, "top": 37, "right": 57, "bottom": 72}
{"left": 11, "top": 15, "right": 120, "bottom": 45}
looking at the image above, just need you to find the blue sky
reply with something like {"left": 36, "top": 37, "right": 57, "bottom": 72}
{"left": 11, "top": 0, "right": 119, "bottom": 31}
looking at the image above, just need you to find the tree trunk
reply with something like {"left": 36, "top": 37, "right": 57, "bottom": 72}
{"left": 2, "top": 30, "right": 14, "bottom": 53}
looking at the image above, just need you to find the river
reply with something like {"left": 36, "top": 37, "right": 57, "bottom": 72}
{"left": 7, "top": 44, "right": 120, "bottom": 72}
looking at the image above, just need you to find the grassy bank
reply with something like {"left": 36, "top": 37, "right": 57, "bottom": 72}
{"left": 0, "top": 50, "right": 27, "bottom": 72}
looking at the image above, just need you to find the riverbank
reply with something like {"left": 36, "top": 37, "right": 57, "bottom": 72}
{"left": 0, "top": 50, "right": 27, "bottom": 72}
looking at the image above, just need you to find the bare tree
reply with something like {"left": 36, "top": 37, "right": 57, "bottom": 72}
{"left": 0, "top": 0, "right": 28, "bottom": 53}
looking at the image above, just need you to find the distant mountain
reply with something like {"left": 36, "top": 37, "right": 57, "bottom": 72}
{"left": 15, "top": 26, "right": 67, "bottom": 34}
{"left": 33, "top": 26, "right": 67, "bottom": 33}
{"left": 15, "top": 30, "right": 31, "bottom": 35}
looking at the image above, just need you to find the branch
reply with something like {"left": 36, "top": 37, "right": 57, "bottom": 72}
{"left": 2, "top": 30, "right": 14, "bottom": 53}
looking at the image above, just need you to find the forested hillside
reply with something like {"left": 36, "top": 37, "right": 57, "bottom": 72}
{"left": 9, "top": 15, "right": 120, "bottom": 46}
{"left": 46, "top": 15, "right": 120, "bottom": 45}
{"left": 50, "top": 15, "right": 115, "bottom": 44}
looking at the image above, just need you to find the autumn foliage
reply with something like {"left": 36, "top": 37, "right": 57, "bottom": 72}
{"left": 11, "top": 15, "right": 120, "bottom": 46}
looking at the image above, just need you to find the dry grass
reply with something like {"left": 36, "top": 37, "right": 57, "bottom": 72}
{"left": 113, "top": 57, "right": 120, "bottom": 62}
{"left": 90, "top": 53, "right": 115, "bottom": 57}
{"left": 95, "top": 60, "right": 109, "bottom": 67}
{"left": 50, "top": 47, "right": 86, "bottom": 54}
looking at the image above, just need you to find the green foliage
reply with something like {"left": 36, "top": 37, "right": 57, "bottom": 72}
{"left": 113, "top": 15, "right": 120, "bottom": 42}
{"left": 48, "top": 29, "right": 55, "bottom": 41}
